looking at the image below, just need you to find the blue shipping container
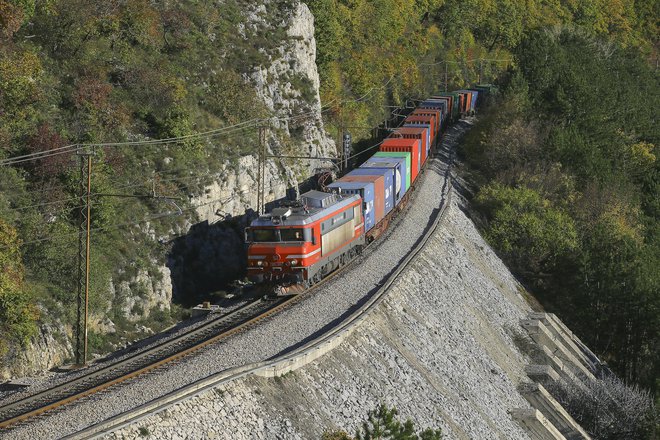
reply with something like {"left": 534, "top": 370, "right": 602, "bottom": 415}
{"left": 374, "top": 152, "right": 411, "bottom": 190}
{"left": 421, "top": 99, "right": 447, "bottom": 118}
{"left": 361, "top": 156, "right": 407, "bottom": 205}
{"left": 349, "top": 168, "right": 395, "bottom": 215}
{"left": 327, "top": 180, "right": 376, "bottom": 232}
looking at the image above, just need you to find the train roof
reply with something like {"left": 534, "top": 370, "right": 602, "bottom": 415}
{"left": 250, "top": 190, "right": 360, "bottom": 227}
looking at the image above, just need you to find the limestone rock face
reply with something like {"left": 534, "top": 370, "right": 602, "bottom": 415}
{"left": 114, "top": 265, "right": 173, "bottom": 322}
{"left": 0, "top": 319, "right": 73, "bottom": 380}
{"left": 109, "top": 0, "right": 334, "bottom": 314}
{"left": 191, "top": 1, "right": 336, "bottom": 226}
{"left": 8, "top": 0, "right": 334, "bottom": 379}
{"left": 169, "top": 0, "right": 335, "bottom": 299}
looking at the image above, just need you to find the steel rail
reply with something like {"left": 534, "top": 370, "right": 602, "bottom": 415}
{"left": 0, "top": 117, "right": 463, "bottom": 435}
{"left": 0, "top": 217, "right": 371, "bottom": 431}
{"left": 66, "top": 121, "right": 461, "bottom": 440}
{"left": 0, "top": 297, "right": 291, "bottom": 429}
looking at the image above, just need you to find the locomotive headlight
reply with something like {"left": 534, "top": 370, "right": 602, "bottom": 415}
{"left": 289, "top": 259, "right": 298, "bottom": 266}
{"left": 257, "top": 260, "right": 263, "bottom": 267}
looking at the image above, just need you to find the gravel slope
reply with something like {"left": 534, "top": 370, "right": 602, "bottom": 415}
{"left": 2, "top": 120, "right": 475, "bottom": 440}
{"left": 109, "top": 127, "right": 538, "bottom": 439}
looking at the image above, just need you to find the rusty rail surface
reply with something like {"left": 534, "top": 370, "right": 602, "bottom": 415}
{"left": 0, "top": 296, "right": 294, "bottom": 430}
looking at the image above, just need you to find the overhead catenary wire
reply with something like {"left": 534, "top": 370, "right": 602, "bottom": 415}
{"left": 3, "top": 186, "right": 257, "bottom": 251}
{"left": 0, "top": 60, "right": 410, "bottom": 169}
{"left": 3, "top": 168, "right": 230, "bottom": 214}
{"left": 0, "top": 56, "right": 505, "bottom": 169}
{"left": 1, "top": 55, "right": 504, "bottom": 242}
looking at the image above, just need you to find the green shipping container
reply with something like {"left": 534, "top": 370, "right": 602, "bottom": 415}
{"left": 374, "top": 151, "right": 411, "bottom": 190}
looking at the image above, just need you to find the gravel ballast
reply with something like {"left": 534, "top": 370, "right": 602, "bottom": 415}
{"left": 111, "top": 193, "right": 536, "bottom": 440}
{"left": 2, "top": 119, "right": 538, "bottom": 440}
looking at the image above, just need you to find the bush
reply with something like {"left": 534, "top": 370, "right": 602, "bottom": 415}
{"left": 0, "top": 219, "right": 39, "bottom": 355}
{"left": 547, "top": 375, "right": 657, "bottom": 440}
{"left": 475, "top": 183, "right": 578, "bottom": 276}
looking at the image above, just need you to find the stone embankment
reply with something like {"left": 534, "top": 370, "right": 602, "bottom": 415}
{"left": 110, "top": 187, "right": 541, "bottom": 439}
{"left": 3, "top": 118, "right": 599, "bottom": 439}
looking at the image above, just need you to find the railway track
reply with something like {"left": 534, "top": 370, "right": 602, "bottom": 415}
{"left": 0, "top": 225, "right": 372, "bottom": 432}
{"left": 0, "top": 296, "right": 295, "bottom": 430}
{"left": 0, "top": 118, "right": 461, "bottom": 435}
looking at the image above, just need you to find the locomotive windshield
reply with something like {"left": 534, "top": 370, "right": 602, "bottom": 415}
{"left": 252, "top": 228, "right": 278, "bottom": 242}
{"left": 250, "top": 228, "right": 309, "bottom": 242}
{"left": 280, "top": 228, "right": 305, "bottom": 242}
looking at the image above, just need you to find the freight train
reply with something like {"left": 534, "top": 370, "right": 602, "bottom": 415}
{"left": 245, "top": 86, "right": 493, "bottom": 288}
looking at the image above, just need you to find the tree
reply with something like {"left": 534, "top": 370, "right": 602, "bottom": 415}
{"left": 0, "top": 219, "right": 38, "bottom": 357}
{"left": 356, "top": 404, "right": 442, "bottom": 440}
{"left": 323, "top": 405, "right": 442, "bottom": 440}
{"left": 0, "top": 0, "right": 24, "bottom": 40}
{"left": 476, "top": 183, "right": 578, "bottom": 278}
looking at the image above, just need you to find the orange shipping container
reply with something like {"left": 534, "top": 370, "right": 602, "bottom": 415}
{"left": 412, "top": 109, "right": 441, "bottom": 133}
{"left": 390, "top": 126, "right": 430, "bottom": 164}
{"left": 404, "top": 115, "right": 436, "bottom": 145}
{"left": 380, "top": 138, "right": 422, "bottom": 183}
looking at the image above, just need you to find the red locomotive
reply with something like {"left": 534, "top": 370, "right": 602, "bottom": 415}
{"left": 246, "top": 87, "right": 490, "bottom": 288}
{"left": 246, "top": 190, "right": 364, "bottom": 287}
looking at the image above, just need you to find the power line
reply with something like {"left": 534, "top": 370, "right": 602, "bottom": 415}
{"left": 0, "top": 71, "right": 393, "bottom": 168}
{"left": 0, "top": 56, "right": 508, "bottom": 168}
{"left": 6, "top": 186, "right": 256, "bottom": 251}
{"left": 2, "top": 167, "right": 230, "bottom": 214}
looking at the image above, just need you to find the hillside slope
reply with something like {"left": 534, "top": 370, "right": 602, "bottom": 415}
{"left": 0, "top": 0, "right": 335, "bottom": 378}
{"left": 111, "top": 177, "right": 540, "bottom": 439}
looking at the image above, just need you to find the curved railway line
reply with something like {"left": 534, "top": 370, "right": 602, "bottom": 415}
{"left": 0, "top": 297, "right": 289, "bottom": 429}
{"left": 0, "top": 255, "right": 359, "bottom": 432}
{"left": 0, "top": 117, "right": 465, "bottom": 439}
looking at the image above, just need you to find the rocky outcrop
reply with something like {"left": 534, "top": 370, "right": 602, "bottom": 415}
{"left": 167, "top": 0, "right": 335, "bottom": 300}
{"left": 113, "top": 266, "right": 173, "bottom": 322}
{"left": 191, "top": 0, "right": 335, "bottom": 225}
{"left": 0, "top": 319, "right": 72, "bottom": 380}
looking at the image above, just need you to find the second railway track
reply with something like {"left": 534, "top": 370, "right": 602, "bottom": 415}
{"left": 0, "top": 223, "right": 375, "bottom": 432}
{"left": 0, "top": 295, "right": 294, "bottom": 430}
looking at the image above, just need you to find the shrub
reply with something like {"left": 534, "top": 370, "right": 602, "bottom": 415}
{"left": 547, "top": 374, "right": 656, "bottom": 440}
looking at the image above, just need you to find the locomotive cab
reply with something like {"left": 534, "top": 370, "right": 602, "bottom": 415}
{"left": 246, "top": 190, "right": 364, "bottom": 286}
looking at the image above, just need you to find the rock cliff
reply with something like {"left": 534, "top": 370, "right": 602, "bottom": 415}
{"left": 3, "top": 0, "right": 334, "bottom": 379}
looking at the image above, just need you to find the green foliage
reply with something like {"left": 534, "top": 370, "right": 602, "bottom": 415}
{"left": 0, "top": 219, "right": 38, "bottom": 356}
{"left": 323, "top": 404, "right": 442, "bottom": 440}
{"left": 476, "top": 184, "right": 578, "bottom": 274}
{"left": 306, "top": 0, "right": 445, "bottom": 137}
{"left": 463, "top": 27, "right": 659, "bottom": 393}
{"left": 0, "top": 0, "right": 288, "bottom": 360}
{"left": 322, "top": 431, "right": 353, "bottom": 440}
{"left": 0, "top": 0, "right": 654, "bottom": 380}
{"left": 355, "top": 404, "right": 442, "bottom": 440}
{"left": 0, "top": 49, "right": 44, "bottom": 145}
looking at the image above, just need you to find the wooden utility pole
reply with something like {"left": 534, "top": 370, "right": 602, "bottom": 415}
{"left": 75, "top": 151, "right": 92, "bottom": 366}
